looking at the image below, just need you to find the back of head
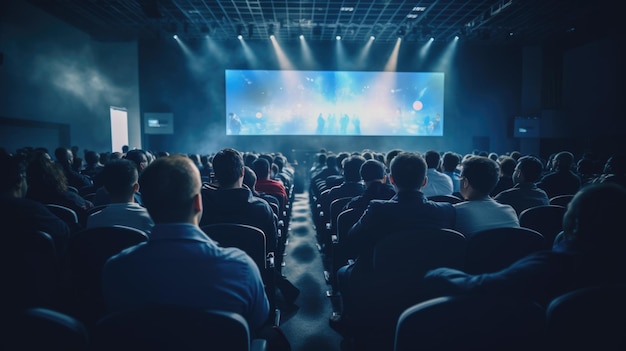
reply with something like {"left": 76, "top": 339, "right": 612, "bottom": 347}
{"left": 243, "top": 166, "right": 257, "bottom": 190}
{"left": 461, "top": 156, "right": 500, "bottom": 195}
{"left": 139, "top": 155, "right": 201, "bottom": 223}
{"left": 326, "top": 154, "right": 338, "bottom": 168}
{"left": 516, "top": 156, "right": 543, "bottom": 183}
{"left": 125, "top": 149, "right": 148, "bottom": 172}
{"left": 251, "top": 158, "right": 271, "bottom": 180}
{"left": 244, "top": 153, "right": 259, "bottom": 167}
{"left": 317, "top": 152, "right": 327, "bottom": 166}
{"left": 424, "top": 150, "right": 441, "bottom": 169}
{"left": 390, "top": 152, "right": 427, "bottom": 191}
{"left": 84, "top": 150, "right": 100, "bottom": 165}
{"left": 385, "top": 149, "right": 403, "bottom": 167}
{"left": 554, "top": 151, "right": 575, "bottom": 171}
{"left": 212, "top": 148, "right": 244, "bottom": 187}
{"left": 360, "top": 159, "right": 386, "bottom": 182}
{"left": 442, "top": 152, "right": 460, "bottom": 172}
{"left": 498, "top": 156, "right": 517, "bottom": 177}
{"left": 562, "top": 183, "right": 626, "bottom": 253}
{"left": 342, "top": 155, "right": 366, "bottom": 182}
{"left": 102, "top": 159, "right": 138, "bottom": 200}
{"left": 509, "top": 151, "right": 521, "bottom": 161}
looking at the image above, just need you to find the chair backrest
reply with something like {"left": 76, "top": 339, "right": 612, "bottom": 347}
{"left": 546, "top": 284, "right": 626, "bottom": 350}
{"left": 518, "top": 204, "right": 566, "bottom": 249}
{"left": 427, "top": 194, "right": 464, "bottom": 204}
{"left": 68, "top": 225, "right": 149, "bottom": 326}
{"left": 91, "top": 306, "right": 255, "bottom": 351}
{"left": 329, "top": 196, "right": 353, "bottom": 232}
{"left": 3, "top": 231, "right": 59, "bottom": 310}
{"left": 395, "top": 295, "right": 546, "bottom": 351}
{"left": 46, "top": 203, "right": 80, "bottom": 231}
{"left": 86, "top": 204, "right": 108, "bottom": 217}
{"left": 464, "top": 226, "right": 545, "bottom": 274}
{"left": 336, "top": 208, "right": 362, "bottom": 242}
{"left": 373, "top": 228, "right": 467, "bottom": 280}
{"left": 549, "top": 194, "right": 575, "bottom": 207}
{"left": 3, "top": 307, "right": 89, "bottom": 351}
{"left": 200, "top": 223, "right": 268, "bottom": 270}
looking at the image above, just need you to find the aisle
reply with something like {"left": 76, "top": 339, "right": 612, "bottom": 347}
{"left": 279, "top": 192, "right": 343, "bottom": 351}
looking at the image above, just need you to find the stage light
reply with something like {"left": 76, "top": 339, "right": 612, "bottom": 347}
{"left": 173, "top": 34, "right": 178, "bottom": 40}
{"left": 370, "top": 35, "right": 375, "bottom": 40}
{"left": 268, "top": 23, "right": 275, "bottom": 38}
{"left": 336, "top": 35, "right": 341, "bottom": 40}
{"left": 237, "top": 24, "right": 245, "bottom": 39}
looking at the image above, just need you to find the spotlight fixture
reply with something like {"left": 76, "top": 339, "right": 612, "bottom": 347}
{"left": 268, "top": 23, "right": 275, "bottom": 37}
{"left": 237, "top": 24, "right": 244, "bottom": 39}
{"left": 397, "top": 26, "right": 406, "bottom": 37}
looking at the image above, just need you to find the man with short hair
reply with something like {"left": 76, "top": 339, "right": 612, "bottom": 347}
{"left": 494, "top": 156, "right": 549, "bottom": 215}
{"left": 102, "top": 155, "right": 269, "bottom": 331}
{"left": 538, "top": 151, "right": 581, "bottom": 198}
{"left": 344, "top": 159, "right": 396, "bottom": 217}
{"left": 333, "top": 152, "right": 456, "bottom": 331}
{"left": 421, "top": 150, "right": 453, "bottom": 197}
{"left": 454, "top": 156, "right": 519, "bottom": 237}
{"left": 86, "top": 159, "right": 154, "bottom": 234}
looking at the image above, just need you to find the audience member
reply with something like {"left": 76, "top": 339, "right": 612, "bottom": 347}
{"left": 423, "top": 182, "right": 626, "bottom": 307}
{"left": 54, "top": 146, "right": 92, "bottom": 190}
{"left": 334, "top": 152, "right": 456, "bottom": 328}
{"left": 93, "top": 149, "right": 147, "bottom": 206}
{"left": 420, "top": 150, "right": 453, "bottom": 197}
{"left": 591, "top": 153, "right": 626, "bottom": 188}
{"left": 453, "top": 156, "right": 519, "bottom": 236}
{"left": 200, "top": 148, "right": 300, "bottom": 306}
{"left": 86, "top": 159, "right": 153, "bottom": 234}
{"left": 494, "top": 155, "right": 549, "bottom": 215}
{"left": 26, "top": 149, "right": 93, "bottom": 227}
{"left": 538, "top": 151, "right": 581, "bottom": 198}
{"left": 441, "top": 151, "right": 461, "bottom": 193}
{"left": 252, "top": 158, "right": 288, "bottom": 211}
{"left": 343, "top": 159, "right": 396, "bottom": 217}
{"left": 81, "top": 150, "right": 105, "bottom": 188}
{"left": 0, "top": 153, "right": 71, "bottom": 257}
{"left": 490, "top": 156, "right": 516, "bottom": 197}
{"left": 101, "top": 154, "right": 270, "bottom": 331}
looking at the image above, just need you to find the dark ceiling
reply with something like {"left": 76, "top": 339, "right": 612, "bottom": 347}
{"left": 25, "top": 0, "right": 614, "bottom": 47}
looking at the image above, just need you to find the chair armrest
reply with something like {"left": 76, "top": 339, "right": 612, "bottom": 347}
{"left": 266, "top": 252, "right": 275, "bottom": 268}
{"left": 251, "top": 338, "right": 268, "bottom": 351}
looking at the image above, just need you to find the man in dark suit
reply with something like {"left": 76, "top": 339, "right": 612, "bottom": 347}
{"left": 333, "top": 152, "right": 456, "bottom": 330}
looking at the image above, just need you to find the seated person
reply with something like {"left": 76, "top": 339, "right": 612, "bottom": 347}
{"left": 0, "top": 153, "right": 71, "bottom": 257}
{"left": 538, "top": 151, "right": 581, "bottom": 198}
{"left": 344, "top": 159, "right": 396, "bottom": 217}
{"left": 454, "top": 156, "right": 519, "bottom": 237}
{"left": 490, "top": 156, "right": 516, "bottom": 197}
{"left": 86, "top": 159, "right": 154, "bottom": 234}
{"left": 421, "top": 150, "right": 453, "bottom": 197}
{"left": 335, "top": 152, "right": 456, "bottom": 328}
{"left": 494, "top": 155, "right": 549, "bottom": 216}
{"left": 423, "top": 182, "right": 626, "bottom": 307}
{"left": 102, "top": 155, "right": 270, "bottom": 331}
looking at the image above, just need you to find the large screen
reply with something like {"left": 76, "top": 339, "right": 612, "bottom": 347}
{"left": 225, "top": 69, "right": 444, "bottom": 136}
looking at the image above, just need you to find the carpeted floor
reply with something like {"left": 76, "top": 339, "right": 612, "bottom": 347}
{"left": 279, "top": 191, "right": 343, "bottom": 351}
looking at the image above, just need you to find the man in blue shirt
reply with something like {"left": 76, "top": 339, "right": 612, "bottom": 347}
{"left": 102, "top": 154, "right": 269, "bottom": 331}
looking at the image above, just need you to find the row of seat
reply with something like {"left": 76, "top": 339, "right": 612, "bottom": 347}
{"left": 395, "top": 284, "right": 626, "bottom": 351}
{"left": 2, "top": 306, "right": 267, "bottom": 351}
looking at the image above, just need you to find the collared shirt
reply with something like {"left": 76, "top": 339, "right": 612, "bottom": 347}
{"left": 422, "top": 168, "right": 454, "bottom": 197}
{"left": 453, "top": 198, "right": 519, "bottom": 237}
{"left": 86, "top": 202, "right": 154, "bottom": 234}
{"left": 102, "top": 223, "right": 270, "bottom": 330}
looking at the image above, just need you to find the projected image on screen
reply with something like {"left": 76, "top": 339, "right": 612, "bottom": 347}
{"left": 225, "top": 69, "right": 444, "bottom": 136}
